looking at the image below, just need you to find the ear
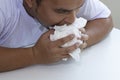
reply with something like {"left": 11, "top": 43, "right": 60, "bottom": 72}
{"left": 24, "top": 0, "right": 34, "bottom": 8}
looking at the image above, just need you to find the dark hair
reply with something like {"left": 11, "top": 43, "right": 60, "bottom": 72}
{"left": 36, "top": 0, "right": 42, "bottom": 5}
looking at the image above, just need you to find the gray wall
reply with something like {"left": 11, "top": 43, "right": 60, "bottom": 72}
{"left": 101, "top": 0, "right": 120, "bottom": 29}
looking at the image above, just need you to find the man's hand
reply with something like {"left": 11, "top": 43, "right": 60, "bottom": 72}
{"left": 32, "top": 30, "right": 80, "bottom": 64}
{"left": 79, "top": 28, "right": 89, "bottom": 49}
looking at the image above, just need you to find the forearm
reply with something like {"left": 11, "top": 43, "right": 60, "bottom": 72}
{"left": 0, "top": 47, "right": 35, "bottom": 72}
{"left": 85, "top": 15, "right": 113, "bottom": 47}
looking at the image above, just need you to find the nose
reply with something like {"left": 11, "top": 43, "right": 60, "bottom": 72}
{"left": 63, "top": 11, "right": 76, "bottom": 25}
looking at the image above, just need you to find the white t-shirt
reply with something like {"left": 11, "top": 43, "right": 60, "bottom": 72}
{"left": 0, "top": 0, "right": 111, "bottom": 48}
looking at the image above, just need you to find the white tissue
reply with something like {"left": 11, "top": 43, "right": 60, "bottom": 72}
{"left": 50, "top": 17, "right": 87, "bottom": 61}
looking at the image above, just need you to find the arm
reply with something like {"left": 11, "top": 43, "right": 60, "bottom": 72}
{"left": 85, "top": 15, "right": 113, "bottom": 47}
{"left": 0, "top": 10, "right": 36, "bottom": 72}
{"left": 0, "top": 47, "right": 35, "bottom": 72}
{"left": 0, "top": 30, "right": 79, "bottom": 72}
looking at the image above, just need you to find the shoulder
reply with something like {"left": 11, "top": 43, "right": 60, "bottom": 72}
{"left": 0, "top": 0, "right": 21, "bottom": 29}
{"left": 81, "top": 0, "right": 109, "bottom": 12}
{"left": 77, "top": 0, "right": 111, "bottom": 20}
{"left": 0, "top": 0, "right": 20, "bottom": 19}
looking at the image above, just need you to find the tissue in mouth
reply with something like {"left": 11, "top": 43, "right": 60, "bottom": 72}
{"left": 50, "top": 17, "right": 87, "bottom": 61}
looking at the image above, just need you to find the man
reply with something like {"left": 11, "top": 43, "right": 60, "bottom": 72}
{"left": 0, "top": 0, "right": 113, "bottom": 72}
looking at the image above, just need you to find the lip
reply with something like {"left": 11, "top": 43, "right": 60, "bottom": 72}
{"left": 48, "top": 26, "right": 54, "bottom": 29}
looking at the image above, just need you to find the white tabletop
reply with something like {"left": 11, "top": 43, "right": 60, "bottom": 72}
{"left": 0, "top": 28, "right": 120, "bottom": 80}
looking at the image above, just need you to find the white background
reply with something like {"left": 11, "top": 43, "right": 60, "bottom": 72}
{"left": 101, "top": 0, "right": 120, "bottom": 29}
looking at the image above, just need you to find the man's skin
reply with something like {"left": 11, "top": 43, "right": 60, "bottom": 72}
{"left": 0, "top": 0, "right": 113, "bottom": 72}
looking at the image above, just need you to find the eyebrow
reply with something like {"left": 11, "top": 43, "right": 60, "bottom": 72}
{"left": 54, "top": 8, "right": 73, "bottom": 13}
{"left": 54, "top": 5, "right": 82, "bottom": 13}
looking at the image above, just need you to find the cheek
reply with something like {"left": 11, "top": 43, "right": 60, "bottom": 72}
{"left": 47, "top": 14, "right": 63, "bottom": 24}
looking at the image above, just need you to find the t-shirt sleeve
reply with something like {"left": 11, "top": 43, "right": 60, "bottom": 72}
{"left": 0, "top": 9, "right": 5, "bottom": 35}
{"left": 77, "top": 0, "right": 111, "bottom": 20}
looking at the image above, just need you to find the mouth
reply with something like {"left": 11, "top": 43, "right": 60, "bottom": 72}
{"left": 47, "top": 23, "right": 62, "bottom": 30}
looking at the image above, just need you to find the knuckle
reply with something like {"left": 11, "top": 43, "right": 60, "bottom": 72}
{"left": 84, "top": 34, "right": 89, "bottom": 39}
{"left": 65, "top": 48, "right": 71, "bottom": 53}
{"left": 68, "top": 34, "right": 74, "bottom": 40}
{"left": 86, "top": 35, "right": 89, "bottom": 40}
{"left": 80, "top": 42, "right": 87, "bottom": 49}
{"left": 80, "top": 28, "right": 86, "bottom": 33}
{"left": 60, "top": 38, "right": 67, "bottom": 44}
{"left": 81, "top": 34, "right": 89, "bottom": 41}
{"left": 84, "top": 43, "right": 87, "bottom": 48}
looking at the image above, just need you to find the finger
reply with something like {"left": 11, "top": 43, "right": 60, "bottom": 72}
{"left": 80, "top": 41, "right": 87, "bottom": 49}
{"left": 43, "top": 29, "right": 54, "bottom": 38}
{"left": 51, "top": 48, "right": 72, "bottom": 62}
{"left": 79, "top": 28, "right": 86, "bottom": 34}
{"left": 61, "top": 43, "right": 80, "bottom": 54}
{"left": 55, "top": 34, "right": 75, "bottom": 47}
{"left": 62, "top": 54, "right": 71, "bottom": 58}
{"left": 52, "top": 53, "right": 70, "bottom": 62}
{"left": 36, "top": 30, "right": 54, "bottom": 44}
{"left": 40, "top": 30, "right": 55, "bottom": 42}
{"left": 80, "top": 34, "right": 89, "bottom": 41}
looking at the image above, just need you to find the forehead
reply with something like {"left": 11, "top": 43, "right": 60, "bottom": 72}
{"left": 41, "top": 0, "right": 84, "bottom": 9}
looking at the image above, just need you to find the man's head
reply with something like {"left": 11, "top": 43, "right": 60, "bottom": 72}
{"left": 24, "top": 0, "right": 84, "bottom": 27}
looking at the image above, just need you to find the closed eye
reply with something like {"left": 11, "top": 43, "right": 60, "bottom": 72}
{"left": 54, "top": 8, "right": 72, "bottom": 14}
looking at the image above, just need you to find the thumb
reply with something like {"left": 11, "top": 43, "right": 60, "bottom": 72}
{"left": 41, "top": 29, "right": 54, "bottom": 39}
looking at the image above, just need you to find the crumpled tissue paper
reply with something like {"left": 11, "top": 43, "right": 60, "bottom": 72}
{"left": 50, "top": 17, "right": 87, "bottom": 61}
